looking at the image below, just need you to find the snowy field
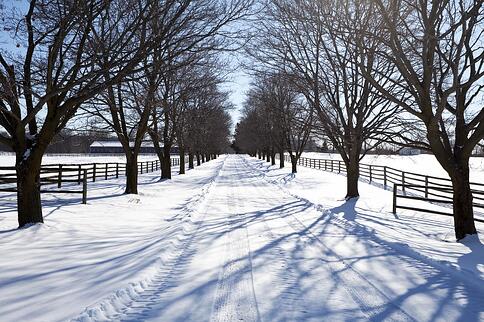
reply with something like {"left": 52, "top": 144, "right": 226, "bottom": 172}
{"left": 0, "top": 155, "right": 483, "bottom": 321}
{"left": 301, "top": 152, "right": 484, "bottom": 182}
{"left": 0, "top": 153, "right": 167, "bottom": 167}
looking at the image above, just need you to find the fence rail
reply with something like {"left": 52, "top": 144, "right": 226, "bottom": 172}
{"left": 278, "top": 155, "right": 484, "bottom": 220}
{"left": 0, "top": 157, "right": 186, "bottom": 204}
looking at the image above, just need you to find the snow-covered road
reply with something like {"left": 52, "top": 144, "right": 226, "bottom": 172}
{"left": 77, "top": 155, "right": 483, "bottom": 321}
{"left": 1, "top": 155, "right": 483, "bottom": 321}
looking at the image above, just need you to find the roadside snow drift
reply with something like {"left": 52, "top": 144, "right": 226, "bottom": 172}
{"left": 0, "top": 155, "right": 482, "bottom": 322}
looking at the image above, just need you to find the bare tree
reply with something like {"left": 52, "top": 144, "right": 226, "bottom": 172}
{"left": 242, "top": 73, "right": 313, "bottom": 173}
{"left": 146, "top": 0, "right": 253, "bottom": 179}
{"left": 246, "top": 0, "right": 399, "bottom": 198}
{"left": 0, "top": 0, "right": 155, "bottom": 227}
{"left": 358, "top": 0, "right": 484, "bottom": 239}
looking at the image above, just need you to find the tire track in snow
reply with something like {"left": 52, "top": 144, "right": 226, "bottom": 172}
{"left": 210, "top": 161, "right": 260, "bottom": 322}
{"left": 241, "top": 155, "right": 416, "bottom": 321}
{"left": 251, "top": 207, "right": 310, "bottom": 321}
{"left": 282, "top": 213, "right": 415, "bottom": 321}
{"left": 72, "top": 157, "right": 227, "bottom": 322}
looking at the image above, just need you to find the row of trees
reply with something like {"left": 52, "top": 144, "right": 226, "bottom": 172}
{"left": 235, "top": 0, "right": 484, "bottom": 240}
{"left": 0, "top": 0, "right": 248, "bottom": 228}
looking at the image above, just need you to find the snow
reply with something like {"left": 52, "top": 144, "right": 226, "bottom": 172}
{"left": 0, "top": 155, "right": 483, "bottom": 321}
{"left": 89, "top": 141, "right": 157, "bottom": 148}
{"left": 300, "top": 152, "right": 484, "bottom": 182}
{"left": 0, "top": 153, "right": 170, "bottom": 167}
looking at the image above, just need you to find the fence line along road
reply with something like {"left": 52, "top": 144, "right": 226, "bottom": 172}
{"left": 273, "top": 155, "right": 484, "bottom": 223}
{"left": 0, "top": 157, "right": 190, "bottom": 204}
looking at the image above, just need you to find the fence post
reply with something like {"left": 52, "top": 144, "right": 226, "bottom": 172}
{"left": 425, "top": 176, "right": 429, "bottom": 198}
{"left": 331, "top": 160, "right": 334, "bottom": 172}
{"left": 146, "top": 162, "right": 148, "bottom": 172}
{"left": 93, "top": 163, "right": 96, "bottom": 182}
{"left": 369, "top": 165, "right": 372, "bottom": 183}
{"left": 105, "top": 163, "right": 108, "bottom": 180}
{"left": 82, "top": 170, "right": 87, "bottom": 204}
{"left": 141, "top": 162, "right": 143, "bottom": 174}
{"left": 116, "top": 163, "right": 119, "bottom": 178}
{"left": 78, "top": 165, "right": 82, "bottom": 185}
{"left": 58, "top": 165, "right": 63, "bottom": 188}
{"left": 383, "top": 166, "right": 387, "bottom": 188}
{"left": 318, "top": 160, "right": 321, "bottom": 169}
{"left": 402, "top": 172, "right": 405, "bottom": 193}
{"left": 324, "top": 160, "right": 327, "bottom": 171}
{"left": 392, "top": 184, "right": 397, "bottom": 214}
{"left": 338, "top": 161, "right": 341, "bottom": 173}
{"left": 151, "top": 161, "right": 154, "bottom": 172}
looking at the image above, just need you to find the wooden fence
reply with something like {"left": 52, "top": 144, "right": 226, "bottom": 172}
{"left": 0, "top": 157, "right": 186, "bottom": 204}
{"left": 278, "top": 155, "right": 484, "bottom": 221}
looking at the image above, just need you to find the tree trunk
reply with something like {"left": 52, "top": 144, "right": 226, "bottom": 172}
{"left": 125, "top": 157, "right": 138, "bottom": 194}
{"left": 450, "top": 165, "right": 477, "bottom": 240}
{"left": 201, "top": 154, "right": 205, "bottom": 163}
{"left": 16, "top": 160, "right": 43, "bottom": 227}
{"left": 179, "top": 147, "right": 185, "bottom": 175}
{"left": 196, "top": 153, "right": 201, "bottom": 166}
{"left": 271, "top": 151, "right": 276, "bottom": 165}
{"left": 290, "top": 155, "right": 297, "bottom": 173}
{"left": 161, "top": 154, "right": 171, "bottom": 179}
{"left": 279, "top": 150, "right": 284, "bottom": 168}
{"left": 258, "top": 150, "right": 262, "bottom": 159}
{"left": 345, "top": 159, "right": 359, "bottom": 199}
{"left": 206, "top": 153, "right": 210, "bottom": 161}
{"left": 266, "top": 151, "right": 270, "bottom": 162}
{"left": 189, "top": 153, "right": 194, "bottom": 169}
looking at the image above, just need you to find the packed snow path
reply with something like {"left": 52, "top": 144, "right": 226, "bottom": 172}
{"left": 1, "top": 155, "right": 482, "bottom": 321}
{"left": 72, "top": 155, "right": 483, "bottom": 322}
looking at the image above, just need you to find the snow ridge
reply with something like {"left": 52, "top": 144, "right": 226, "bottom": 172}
{"left": 210, "top": 172, "right": 261, "bottom": 322}
{"left": 70, "top": 158, "right": 226, "bottom": 322}
{"left": 245, "top": 157, "right": 484, "bottom": 291}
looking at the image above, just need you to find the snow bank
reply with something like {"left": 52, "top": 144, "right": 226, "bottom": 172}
{"left": 249, "top": 158, "right": 484, "bottom": 284}
{"left": 0, "top": 157, "right": 224, "bottom": 322}
{"left": 300, "top": 152, "right": 484, "bottom": 182}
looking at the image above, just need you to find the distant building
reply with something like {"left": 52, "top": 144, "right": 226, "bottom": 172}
{"left": 399, "top": 147, "right": 421, "bottom": 156}
{"left": 89, "top": 141, "right": 178, "bottom": 154}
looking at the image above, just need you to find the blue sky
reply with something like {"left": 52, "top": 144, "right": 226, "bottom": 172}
{"left": 226, "top": 69, "right": 251, "bottom": 128}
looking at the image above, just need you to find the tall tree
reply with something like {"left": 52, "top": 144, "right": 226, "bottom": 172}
{"left": 0, "top": 0, "right": 155, "bottom": 227}
{"left": 247, "top": 0, "right": 399, "bottom": 198}
{"left": 360, "top": 0, "right": 484, "bottom": 239}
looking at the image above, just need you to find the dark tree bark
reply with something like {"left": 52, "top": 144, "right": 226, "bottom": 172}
{"left": 125, "top": 157, "right": 138, "bottom": 194}
{"left": 290, "top": 154, "right": 297, "bottom": 173}
{"left": 279, "top": 150, "right": 284, "bottom": 168}
{"left": 188, "top": 152, "right": 194, "bottom": 169}
{"left": 161, "top": 155, "right": 171, "bottom": 179}
{"left": 270, "top": 149, "right": 276, "bottom": 165}
{"left": 450, "top": 162, "right": 477, "bottom": 240}
{"left": 201, "top": 154, "right": 205, "bottom": 163}
{"left": 179, "top": 147, "right": 185, "bottom": 175}
{"left": 196, "top": 153, "right": 201, "bottom": 166}
{"left": 16, "top": 157, "right": 43, "bottom": 227}
{"left": 345, "top": 159, "right": 359, "bottom": 199}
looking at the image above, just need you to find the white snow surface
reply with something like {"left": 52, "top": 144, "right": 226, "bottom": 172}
{"left": 0, "top": 155, "right": 483, "bottom": 322}
{"left": 300, "top": 152, "right": 484, "bottom": 182}
{"left": 0, "top": 153, "right": 165, "bottom": 167}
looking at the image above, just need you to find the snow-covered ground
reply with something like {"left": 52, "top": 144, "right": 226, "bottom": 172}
{"left": 0, "top": 153, "right": 166, "bottom": 167}
{"left": 301, "top": 152, "right": 484, "bottom": 182}
{"left": 0, "top": 155, "right": 483, "bottom": 321}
